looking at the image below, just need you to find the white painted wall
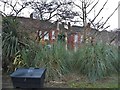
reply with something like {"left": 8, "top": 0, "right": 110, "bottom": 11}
{"left": 44, "top": 31, "right": 49, "bottom": 40}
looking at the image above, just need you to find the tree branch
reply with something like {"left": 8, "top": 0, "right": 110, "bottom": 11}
{"left": 9, "top": 1, "right": 18, "bottom": 15}
{"left": 87, "top": 0, "right": 99, "bottom": 14}
{"left": 100, "top": 4, "right": 120, "bottom": 29}
{"left": 0, "top": 0, "right": 30, "bottom": 17}
{"left": 95, "top": 17, "right": 103, "bottom": 26}
{"left": 0, "top": 11, "right": 7, "bottom": 17}
{"left": 72, "top": 2, "right": 82, "bottom": 10}
{"left": 86, "top": 0, "right": 95, "bottom": 8}
{"left": 91, "top": 0, "right": 108, "bottom": 23}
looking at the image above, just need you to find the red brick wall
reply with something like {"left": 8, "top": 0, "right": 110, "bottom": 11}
{"left": 37, "top": 30, "right": 82, "bottom": 49}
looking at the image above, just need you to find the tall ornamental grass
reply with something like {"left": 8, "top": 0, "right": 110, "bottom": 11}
{"left": 14, "top": 42, "right": 118, "bottom": 82}
{"left": 72, "top": 43, "right": 118, "bottom": 81}
{"left": 34, "top": 42, "right": 71, "bottom": 80}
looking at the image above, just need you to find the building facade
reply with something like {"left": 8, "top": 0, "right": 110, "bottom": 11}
{"left": 9, "top": 16, "right": 117, "bottom": 50}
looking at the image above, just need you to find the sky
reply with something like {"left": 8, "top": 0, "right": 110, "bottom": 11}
{"left": 98, "top": 0, "right": 120, "bottom": 30}
{"left": 73, "top": 0, "right": 120, "bottom": 31}
{"left": 0, "top": 0, "right": 120, "bottom": 31}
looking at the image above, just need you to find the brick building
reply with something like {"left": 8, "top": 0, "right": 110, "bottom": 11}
{"left": 12, "top": 16, "right": 117, "bottom": 49}
{"left": 15, "top": 17, "right": 86, "bottom": 49}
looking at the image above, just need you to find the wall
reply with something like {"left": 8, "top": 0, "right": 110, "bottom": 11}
{"left": 118, "top": 1, "right": 120, "bottom": 28}
{"left": 0, "top": 14, "right": 2, "bottom": 90}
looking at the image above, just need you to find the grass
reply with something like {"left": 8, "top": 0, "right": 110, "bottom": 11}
{"left": 70, "top": 82, "right": 118, "bottom": 88}
{"left": 68, "top": 74, "right": 118, "bottom": 88}
{"left": 45, "top": 73, "right": 118, "bottom": 88}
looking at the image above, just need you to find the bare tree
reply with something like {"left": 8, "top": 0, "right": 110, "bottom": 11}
{"left": 72, "top": 0, "right": 120, "bottom": 43}
{"left": 30, "top": 0, "right": 78, "bottom": 42}
{"left": 30, "top": 0, "right": 76, "bottom": 21}
{"left": 0, "top": 0, "right": 31, "bottom": 17}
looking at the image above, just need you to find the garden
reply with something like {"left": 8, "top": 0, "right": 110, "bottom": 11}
{"left": 2, "top": 17, "right": 119, "bottom": 88}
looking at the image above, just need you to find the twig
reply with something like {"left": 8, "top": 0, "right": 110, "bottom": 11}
{"left": 91, "top": 0, "right": 108, "bottom": 23}
{"left": 101, "top": 4, "right": 120, "bottom": 29}
{"left": 87, "top": 0, "right": 99, "bottom": 14}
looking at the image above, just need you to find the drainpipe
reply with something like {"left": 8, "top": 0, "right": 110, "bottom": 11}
{"left": 56, "top": 20, "right": 59, "bottom": 31}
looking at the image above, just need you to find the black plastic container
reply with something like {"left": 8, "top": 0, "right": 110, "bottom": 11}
{"left": 10, "top": 68, "right": 46, "bottom": 88}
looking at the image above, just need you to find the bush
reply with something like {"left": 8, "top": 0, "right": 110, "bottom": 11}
{"left": 2, "top": 17, "right": 20, "bottom": 72}
{"left": 2, "top": 17, "right": 28, "bottom": 72}
{"left": 12, "top": 40, "right": 39, "bottom": 70}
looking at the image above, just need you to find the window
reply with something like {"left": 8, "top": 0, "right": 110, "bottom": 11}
{"left": 44, "top": 31, "right": 49, "bottom": 40}
{"left": 74, "top": 34, "right": 78, "bottom": 43}
{"left": 52, "top": 31, "right": 55, "bottom": 39}
{"left": 81, "top": 35, "right": 83, "bottom": 43}
{"left": 39, "top": 31, "right": 42, "bottom": 38}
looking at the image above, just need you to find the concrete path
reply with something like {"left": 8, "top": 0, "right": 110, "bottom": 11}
{"left": 2, "top": 74, "right": 13, "bottom": 89}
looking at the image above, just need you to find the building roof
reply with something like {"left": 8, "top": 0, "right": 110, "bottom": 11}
{"left": 15, "top": 17, "right": 56, "bottom": 32}
{"left": 10, "top": 16, "right": 86, "bottom": 32}
{"left": 4, "top": 16, "right": 118, "bottom": 45}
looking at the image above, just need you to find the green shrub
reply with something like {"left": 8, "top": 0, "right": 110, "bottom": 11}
{"left": 2, "top": 17, "right": 19, "bottom": 57}
{"left": 2, "top": 17, "right": 20, "bottom": 72}
{"left": 12, "top": 40, "right": 39, "bottom": 69}
{"left": 2, "top": 17, "right": 28, "bottom": 72}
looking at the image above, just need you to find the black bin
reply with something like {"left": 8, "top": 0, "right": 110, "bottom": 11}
{"left": 10, "top": 68, "right": 46, "bottom": 88}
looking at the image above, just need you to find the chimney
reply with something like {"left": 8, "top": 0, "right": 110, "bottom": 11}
{"left": 62, "top": 22, "right": 64, "bottom": 29}
{"left": 68, "top": 22, "right": 71, "bottom": 31}
{"left": 30, "top": 13, "right": 33, "bottom": 19}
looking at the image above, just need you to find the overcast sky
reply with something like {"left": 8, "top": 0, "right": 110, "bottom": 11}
{"left": 0, "top": 0, "right": 120, "bottom": 30}
{"left": 73, "top": 0, "right": 120, "bottom": 31}
{"left": 97, "top": 0, "right": 120, "bottom": 30}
